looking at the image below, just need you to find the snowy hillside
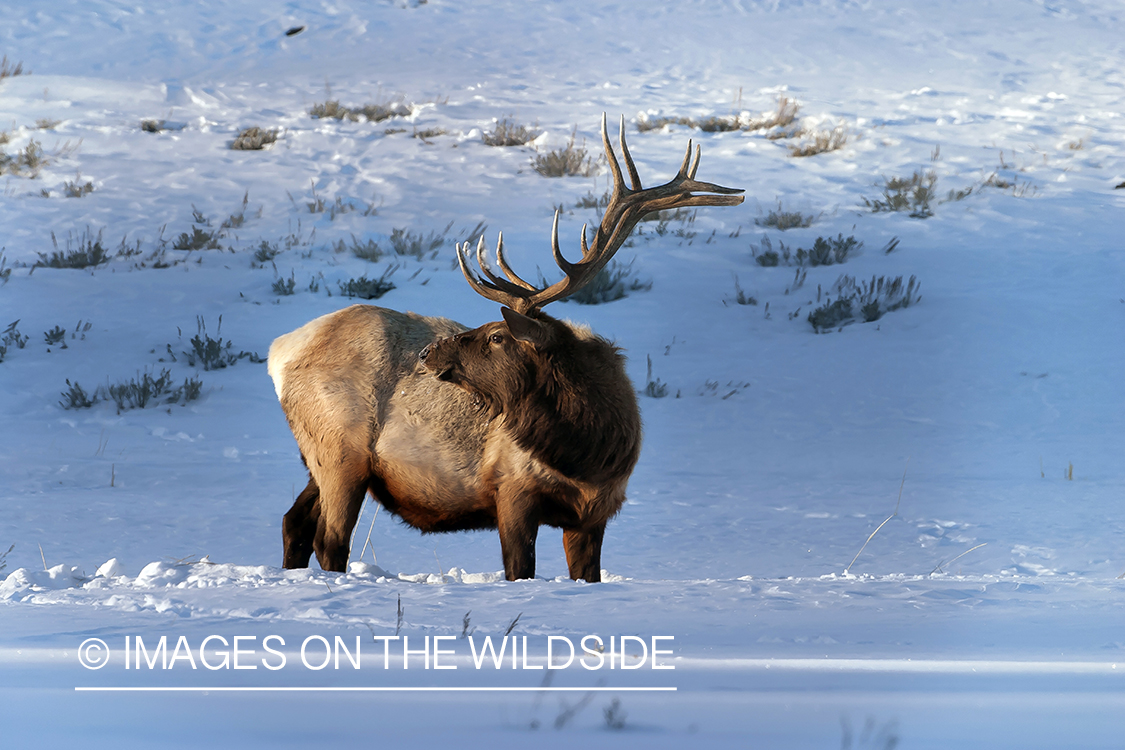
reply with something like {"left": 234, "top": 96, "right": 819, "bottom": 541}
{"left": 1, "top": 1, "right": 1124, "bottom": 747}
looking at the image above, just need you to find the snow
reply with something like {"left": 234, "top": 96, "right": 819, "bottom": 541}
{"left": 2, "top": 0, "right": 1125, "bottom": 747}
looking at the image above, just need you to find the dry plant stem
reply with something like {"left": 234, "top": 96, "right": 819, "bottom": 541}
{"left": 359, "top": 501, "right": 382, "bottom": 563}
{"left": 39, "top": 543, "right": 48, "bottom": 571}
{"left": 930, "top": 542, "right": 987, "bottom": 575}
{"left": 844, "top": 458, "right": 909, "bottom": 574}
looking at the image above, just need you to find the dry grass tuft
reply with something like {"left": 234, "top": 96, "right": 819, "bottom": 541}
{"left": 789, "top": 125, "right": 848, "bottom": 157}
{"left": 0, "top": 56, "right": 27, "bottom": 79}
{"left": 636, "top": 96, "right": 801, "bottom": 135}
{"left": 755, "top": 201, "right": 814, "bottom": 230}
{"left": 482, "top": 117, "right": 541, "bottom": 146}
{"left": 864, "top": 170, "right": 937, "bottom": 217}
{"left": 532, "top": 128, "right": 599, "bottom": 177}
{"left": 231, "top": 127, "right": 279, "bottom": 150}
{"left": 309, "top": 99, "right": 411, "bottom": 123}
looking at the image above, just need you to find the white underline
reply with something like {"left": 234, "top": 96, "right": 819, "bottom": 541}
{"left": 676, "top": 658, "right": 1123, "bottom": 674}
{"left": 75, "top": 686, "right": 676, "bottom": 693}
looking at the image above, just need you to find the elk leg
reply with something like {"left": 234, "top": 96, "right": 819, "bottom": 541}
{"left": 312, "top": 465, "right": 369, "bottom": 572}
{"left": 282, "top": 476, "right": 320, "bottom": 569}
{"left": 497, "top": 495, "right": 540, "bottom": 581}
{"left": 563, "top": 524, "right": 605, "bottom": 582}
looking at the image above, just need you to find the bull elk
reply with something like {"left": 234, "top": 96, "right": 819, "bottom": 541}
{"left": 269, "top": 115, "right": 743, "bottom": 581}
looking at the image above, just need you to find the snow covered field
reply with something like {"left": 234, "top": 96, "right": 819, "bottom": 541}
{"left": 2, "top": 1, "right": 1124, "bottom": 746}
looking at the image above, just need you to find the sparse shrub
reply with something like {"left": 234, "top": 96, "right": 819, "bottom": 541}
{"left": 754, "top": 237, "right": 782, "bottom": 266}
{"left": 44, "top": 325, "right": 67, "bottom": 347}
{"left": 755, "top": 202, "right": 814, "bottom": 230}
{"left": 808, "top": 274, "right": 921, "bottom": 332}
{"left": 309, "top": 100, "right": 352, "bottom": 120}
{"left": 309, "top": 99, "right": 411, "bottom": 123}
{"left": 59, "top": 379, "right": 96, "bottom": 408}
{"left": 63, "top": 177, "right": 94, "bottom": 198}
{"left": 231, "top": 127, "right": 279, "bottom": 150}
{"left": 141, "top": 119, "right": 167, "bottom": 133}
{"left": 38, "top": 228, "right": 111, "bottom": 268}
{"left": 272, "top": 272, "right": 297, "bottom": 296}
{"left": 0, "top": 139, "right": 49, "bottom": 177}
{"left": 338, "top": 266, "right": 397, "bottom": 300}
{"left": 532, "top": 128, "right": 599, "bottom": 177}
{"left": 980, "top": 171, "right": 1037, "bottom": 197}
{"left": 412, "top": 127, "right": 446, "bottom": 142}
{"left": 338, "top": 235, "right": 384, "bottom": 262}
{"left": 389, "top": 226, "right": 447, "bottom": 259}
{"left": 173, "top": 226, "right": 220, "bottom": 250}
{"left": 0, "top": 543, "right": 13, "bottom": 575}
{"left": 635, "top": 115, "right": 696, "bottom": 133}
{"left": 804, "top": 234, "right": 860, "bottom": 266}
{"left": 743, "top": 96, "right": 801, "bottom": 132}
{"left": 725, "top": 275, "right": 757, "bottom": 306}
{"left": 635, "top": 207, "right": 697, "bottom": 244}
{"left": 253, "top": 240, "right": 280, "bottom": 264}
{"left": 864, "top": 170, "right": 937, "bottom": 218}
{"left": 641, "top": 355, "right": 668, "bottom": 398}
{"left": 574, "top": 190, "right": 611, "bottom": 209}
{"left": 482, "top": 118, "right": 541, "bottom": 146}
{"left": 603, "top": 699, "right": 627, "bottom": 730}
{"left": 0, "top": 250, "right": 12, "bottom": 284}
{"left": 60, "top": 369, "right": 204, "bottom": 413}
{"left": 807, "top": 297, "right": 854, "bottom": 332}
{"left": 696, "top": 116, "right": 742, "bottom": 133}
{"left": 0, "top": 319, "right": 29, "bottom": 362}
{"left": 789, "top": 125, "right": 848, "bottom": 157}
{"left": 0, "top": 56, "right": 27, "bottom": 79}
{"left": 181, "top": 316, "right": 263, "bottom": 370}
{"left": 357, "top": 102, "right": 412, "bottom": 121}
{"left": 636, "top": 97, "right": 800, "bottom": 135}
{"left": 754, "top": 234, "right": 859, "bottom": 267}
{"left": 560, "top": 258, "right": 651, "bottom": 305}
{"left": 221, "top": 191, "right": 251, "bottom": 230}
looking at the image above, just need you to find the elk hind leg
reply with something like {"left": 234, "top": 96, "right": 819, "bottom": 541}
{"left": 563, "top": 524, "right": 605, "bottom": 582}
{"left": 282, "top": 476, "right": 320, "bottom": 569}
{"left": 312, "top": 464, "right": 369, "bottom": 572}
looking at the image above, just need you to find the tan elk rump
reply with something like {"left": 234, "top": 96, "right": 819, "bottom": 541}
{"left": 269, "top": 115, "right": 743, "bottom": 580}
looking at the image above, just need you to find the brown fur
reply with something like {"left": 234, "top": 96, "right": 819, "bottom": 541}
{"left": 270, "top": 304, "right": 641, "bottom": 581}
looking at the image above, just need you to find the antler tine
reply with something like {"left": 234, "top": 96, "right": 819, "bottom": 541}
{"left": 618, "top": 114, "right": 642, "bottom": 191}
{"left": 601, "top": 113, "right": 625, "bottom": 195}
{"left": 494, "top": 231, "right": 536, "bottom": 291}
{"left": 456, "top": 240, "right": 501, "bottom": 302}
{"left": 457, "top": 237, "right": 537, "bottom": 312}
{"left": 688, "top": 143, "right": 702, "bottom": 179}
{"left": 475, "top": 234, "right": 538, "bottom": 298}
{"left": 676, "top": 139, "right": 693, "bottom": 178}
{"left": 550, "top": 215, "right": 580, "bottom": 277}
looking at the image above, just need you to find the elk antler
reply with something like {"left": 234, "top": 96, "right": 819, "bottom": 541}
{"left": 457, "top": 113, "right": 745, "bottom": 315}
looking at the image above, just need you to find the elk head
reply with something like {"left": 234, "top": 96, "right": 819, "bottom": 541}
{"left": 421, "top": 112, "right": 745, "bottom": 402}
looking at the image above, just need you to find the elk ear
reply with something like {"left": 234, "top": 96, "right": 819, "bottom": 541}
{"left": 501, "top": 307, "right": 549, "bottom": 348}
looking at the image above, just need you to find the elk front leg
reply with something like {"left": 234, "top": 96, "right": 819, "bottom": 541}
{"left": 563, "top": 524, "right": 605, "bottom": 582}
{"left": 283, "top": 476, "right": 320, "bottom": 569}
{"left": 496, "top": 491, "right": 540, "bottom": 581}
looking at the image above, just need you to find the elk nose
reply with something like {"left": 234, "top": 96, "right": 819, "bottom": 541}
{"left": 419, "top": 343, "right": 432, "bottom": 362}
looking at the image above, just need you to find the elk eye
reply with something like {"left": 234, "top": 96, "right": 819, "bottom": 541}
{"left": 488, "top": 333, "right": 504, "bottom": 345}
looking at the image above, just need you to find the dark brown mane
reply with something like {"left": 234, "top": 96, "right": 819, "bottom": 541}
{"left": 503, "top": 320, "right": 641, "bottom": 485}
